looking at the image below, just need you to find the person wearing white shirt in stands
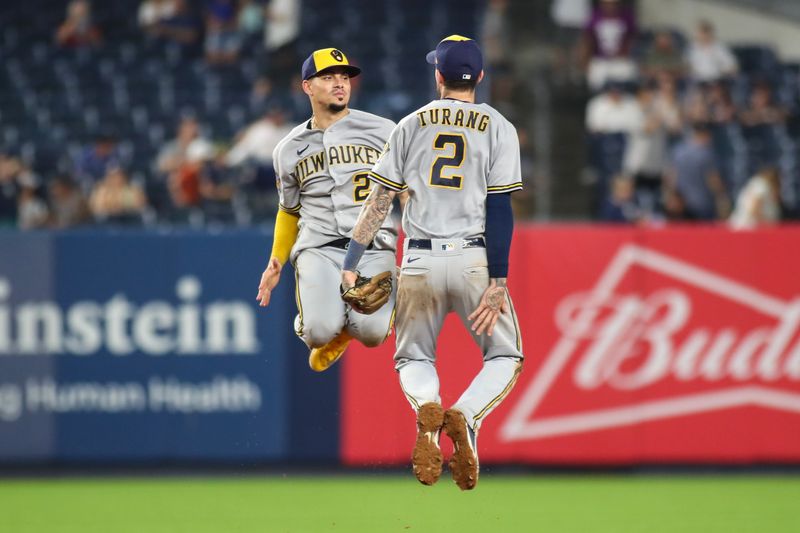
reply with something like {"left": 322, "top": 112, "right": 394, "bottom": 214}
{"left": 729, "top": 167, "right": 782, "bottom": 229}
{"left": 687, "top": 20, "right": 738, "bottom": 82}
{"left": 586, "top": 81, "right": 639, "bottom": 133}
{"left": 225, "top": 108, "right": 292, "bottom": 167}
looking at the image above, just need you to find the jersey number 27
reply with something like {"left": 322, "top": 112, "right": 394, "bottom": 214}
{"left": 353, "top": 172, "right": 372, "bottom": 202}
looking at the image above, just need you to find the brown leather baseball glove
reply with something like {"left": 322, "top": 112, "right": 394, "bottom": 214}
{"left": 340, "top": 271, "right": 393, "bottom": 315}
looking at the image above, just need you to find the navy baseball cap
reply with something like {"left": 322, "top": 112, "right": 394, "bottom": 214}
{"left": 425, "top": 35, "right": 483, "bottom": 82}
{"left": 301, "top": 48, "right": 361, "bottom": 80}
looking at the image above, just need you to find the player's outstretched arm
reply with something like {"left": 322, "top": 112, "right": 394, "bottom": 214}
{"left": 257, "top": 209, "right": 300, "bottom": 307}
{"left": 341, "top": 184, "right": 396, "bottom": 288}
{"left": 468, "top": 278, "right": 509, "bottom": 336}
{"left": 257, "top": 257, "right": 283, "bottom": 307}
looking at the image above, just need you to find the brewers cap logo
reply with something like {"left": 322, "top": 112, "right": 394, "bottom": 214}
{"left": 303, "top": 48, "right": 361, "bottom": 80}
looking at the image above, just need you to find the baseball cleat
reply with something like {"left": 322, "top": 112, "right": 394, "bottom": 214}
{"left": 412, "top": 402, "right": 445, "bottom": 486}
{"left": 308, "top": 330, "right": 352, "bottom": 372}
{"left": 443, "top": 408, "right": 479, "bottom": 491}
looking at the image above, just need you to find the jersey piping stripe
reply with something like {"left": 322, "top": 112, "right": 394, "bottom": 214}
{"left": 367, "top": 171, "right": 408, "bottom": 191}
{"left": 471, "top": 360, "right": 523, "bottom": 428}
{"left": 384, "top": 304, "right": 397, "bottom": 341}
{"left": 507, "top": 294, "right": 522, "bottom": 352}
{"left": 487, "top": 182, "right": 523, "bottom": 193}
{"left": 279, "top": 203, "right": 302, "bottom": 214}
{"left": 294, "top": 268, "right": 304, "bottom": 336}
{"left": 398, "top": 378, "right": 421, "bottom": 411}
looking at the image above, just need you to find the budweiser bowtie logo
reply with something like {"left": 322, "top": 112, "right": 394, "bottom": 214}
{"left": 501, "top": 244, "right": 800, "bottom": 442}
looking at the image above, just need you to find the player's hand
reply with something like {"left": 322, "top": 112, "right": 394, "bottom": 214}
{"left": 341, "top": 269, "right": 358, "bottom": 291}
{"left": 468, "top": 279, "right": 509, "bottom": 336}
{"left": 256, "top": 258, "right": 283, "bottom": 307}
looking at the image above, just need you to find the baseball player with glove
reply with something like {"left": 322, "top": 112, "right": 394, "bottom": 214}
{"left": 340, "top": 35, "right": 524, "bottom": 490}
{"left": 256, "top": 47, "right": 398, "bottom": 372}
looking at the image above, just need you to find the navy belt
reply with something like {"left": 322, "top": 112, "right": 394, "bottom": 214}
{"left": 325, "top": 238, "right": 374, "bottom": 250}
{"left": 407, "top": 238, "right": 485, "bottom": 250}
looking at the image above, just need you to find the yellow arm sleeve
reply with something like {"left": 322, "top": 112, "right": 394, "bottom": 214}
{"left": 270, "top": 209, "right": 300, "bottom": 265}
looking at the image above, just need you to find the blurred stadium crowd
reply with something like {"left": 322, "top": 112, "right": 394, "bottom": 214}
{"left": 1, "top": 0, "right": 798, "bottom": 229}
{"left": 0, "top": 0, "right": 491, "bottom": 229}
{"left": 575, "top": 0, "right": 799, "bottom": 228}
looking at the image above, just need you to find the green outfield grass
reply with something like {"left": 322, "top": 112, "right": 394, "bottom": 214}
{"left": 1, "top": 473, "right": 798, "bottom": 532}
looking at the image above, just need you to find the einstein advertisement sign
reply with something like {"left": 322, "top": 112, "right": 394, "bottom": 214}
{"left": 0, "top": 276, "right": 257, "bottom": 356}
{"left": 0, "top": 230, "right": 294, "bottom": 461}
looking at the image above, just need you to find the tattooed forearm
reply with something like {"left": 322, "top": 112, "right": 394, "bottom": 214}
{"left": 352, "top": 184, "right": 396, "bottom": 245}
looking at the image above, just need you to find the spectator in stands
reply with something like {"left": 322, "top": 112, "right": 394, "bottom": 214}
{"left": 482, "top": 0, "right": 511, "bottom": 70}
{"left": 552, "top": 0, "right": 591, "bottom": 31}
{"left": 158, "top": 121, "right": 226, "bottom": 211}
{"left": 623, "top": 83, "right": 669, "bottom": 216}
{"left": 667, "top": 123, "right": 730, "bottom": 220}
{"left": 48, "top": 175, "right": 91, "bottom": 229}
{"left": 264, "top": 0, "right": 301, "bottom": 80}
{"left": 167, "top": 156, "right": 204, "bottom": 210}
{"left": 196, "top": 155, "right": 236, "bottom": 220}
{"left": 156, "top": 116, "right": 215, "bottom": 179}
{"left": 490, "top": 73, "right": 518, "bottom": 123}
{"left": 224, "top": 106, "right": 290, "bottom": 217}
{"left": 601, "top": 174, "right": 642, "bottom": 223}
{"left": 663, "top": 188, "right": 689, "bottom": 221}
{"left": 0, "top": 154, "right": 22, "bottom": 227}
{"left": 550, "top": 0, "right": 592, "bottom": 86}
{"left": 139, "top": 0, "right": 177, "bottom": 32}
{"left": 73, "top": 133, "right": 121, "bottom": 190}
{"left": 687, "top": 20, "right": 738, "bottom": 83}
{"left": 249, "top": 75, "right": 279, "bottom": 116}
{"left": 225, "top": 107, "right": 291, "bottom": 168}
{"left": 18, "top": 184, "right": 49, "bottom": 230}
{"left": 582, "top": 0, "right": 637, "bottom": 91}
{"left": 238, "top": 0, "right": 265, "bottom": 36}
{"left": 687, "top": 81, "right": 736, "bottom": 125}
{"left": 707, "top": 81, "right": 737, "bottom": 124}
{"left": 683, "top": 82, "right": 712, "bottom": 124}
{"left": 652, "top": 72, "right": 683, "bottom": 137}
{"left": 511, "top": 127, "right": 536, "bottom": 219}
{"left": 729, "top": 166, "right": 782, "bottom": 229}
{"left": 641, "top": 30, "right": 686, "bottom": 81}
{"left": 286, "top": 73, "right": 309, "bottom": 121}
{"left": 56, "top": 0, "right": 102, "bottom": 48}
{"left": 167, "top": 142, "right": 233, "bottom": 215}
{"left": 89, "top": 167, "right": 147, "bottom": 223}
{"left": 586, "top": 81, "right": 639, "bottom": 133}
{"left": 147, "top": 0, "right": 201, "bottom": 50}
{"left": 739, "top": 81, "right": 788, "bottom": 127}
{"left": 10, "top": 163, "right": 48, "bottom": 230}
{"left": 205, "top": 0, "right": 242, "bottom": 66}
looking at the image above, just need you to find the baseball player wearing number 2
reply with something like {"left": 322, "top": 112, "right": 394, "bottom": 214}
{"left": 341, "top": 36, "right": 524, "bottom": 490}
{"left": 256, "top": 48, "right": 398, "bottom": 372}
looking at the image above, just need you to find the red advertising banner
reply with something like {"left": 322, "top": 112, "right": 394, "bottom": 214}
{"left": 342, "top": 225, "right": 800, "bottom": 465}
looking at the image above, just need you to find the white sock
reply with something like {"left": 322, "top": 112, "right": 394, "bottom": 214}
{"left": 397, "top": 359, "right": 441, "bottom": 411}
{"left": 451, "top": 357, "right": 522, "bottom": 431}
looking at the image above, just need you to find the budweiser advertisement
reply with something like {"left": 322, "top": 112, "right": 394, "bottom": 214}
{"left": 342, "top": 225, "right": 800, "bottom": 465}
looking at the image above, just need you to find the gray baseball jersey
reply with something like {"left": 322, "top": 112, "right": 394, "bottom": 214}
{"left": 368, "top": 99, "right": 522, "bottom": 239}
{"left": 369, "top": 98, "right": 524, "bottom": 432}
{"left": 274, "top": 109, "right": 398, "bottom": 261}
